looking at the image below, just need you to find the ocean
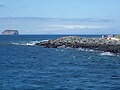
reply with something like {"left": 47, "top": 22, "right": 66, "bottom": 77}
{"left": 0, "top": 35, "right": 120, "bottom": 90}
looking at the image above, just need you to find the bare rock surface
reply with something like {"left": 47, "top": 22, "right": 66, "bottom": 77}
{"left": 35, "top": 36, "right": 120, "bottom": 54}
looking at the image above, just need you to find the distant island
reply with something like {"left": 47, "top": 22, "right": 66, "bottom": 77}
{"left": 35, "top": 35, "right": 120, "bottom": 54}
{"left": 2, "top": 30, "right": 19, "bottom": 35}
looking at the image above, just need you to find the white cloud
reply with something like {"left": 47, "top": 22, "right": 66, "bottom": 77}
{"left": 46, "top": 24, "right": 106, "bottom": 29}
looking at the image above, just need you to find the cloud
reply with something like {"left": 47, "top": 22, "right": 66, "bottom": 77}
{"left": 0, "top": 4, "right": 6, "bottom": 8}
{"left": 46, "top": 24, "right": 107, "bottom": 30}
{"left": 45, "top": 18, "right": 112, "bottom": 22}
{"left": 72, "top": 18, "right": 112, "bottom": 22}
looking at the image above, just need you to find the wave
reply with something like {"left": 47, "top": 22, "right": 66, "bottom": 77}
{"left": 78, "top": 48, "right": 96, "bottom": 52}
{"left": 77, "top": 48, "right": 119, "bottom": 57}
{"left": 10, "top": 41, "right": 120, "bottom": 57}
{"left": 100, "top": 52, "right": 115, "bottom": 56}
{"left": 11, "top": 40, "right": 49, "bottom": 46}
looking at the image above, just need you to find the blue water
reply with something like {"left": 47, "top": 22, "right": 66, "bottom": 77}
{"left": 0, "top": 35, "right": 120, "bottom": 90}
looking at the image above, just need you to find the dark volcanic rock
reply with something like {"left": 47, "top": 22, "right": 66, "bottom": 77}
{"left": 35, "top": 36, "right": 120, "bottom": 54}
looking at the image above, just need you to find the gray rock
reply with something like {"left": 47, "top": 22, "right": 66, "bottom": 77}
{"left": 35, "top": 36, "right": 120, "bottom": 54}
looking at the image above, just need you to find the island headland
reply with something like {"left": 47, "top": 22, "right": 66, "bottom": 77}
{"left": 35, "top": 35, "right": 120, "bottom": 54}
{"left": 2, "top": 30, "right": 19, "bottom": 35}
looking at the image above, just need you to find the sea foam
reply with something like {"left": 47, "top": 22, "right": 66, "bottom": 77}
{"left": 78, "top": 48, "right": 95, "bottom": 52}
{"left": 11, "top": 40, "right": 49, "bottom": 46}
{"left": 100, "top": 52, "right": 115, "bottom": 56}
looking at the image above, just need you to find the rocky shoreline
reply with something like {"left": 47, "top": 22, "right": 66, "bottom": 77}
{"left": 35, "top": 36, "right": 120, "bottom": 54}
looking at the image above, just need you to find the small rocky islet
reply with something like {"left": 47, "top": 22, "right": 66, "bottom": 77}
{"left": 2, "top": 30, "right": 19, "bottom": 35}
{"left": 35, "top": 35, "right": 120, "bottom": 54}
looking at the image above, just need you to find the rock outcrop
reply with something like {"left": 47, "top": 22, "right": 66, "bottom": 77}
{"left": 2, "top": 30, "right": 19, "bottom": 35}
{"left": 35, "top": 36, "right": 120, "bottom": 54}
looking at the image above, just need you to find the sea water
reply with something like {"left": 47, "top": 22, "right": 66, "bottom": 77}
{"left": 0, "top": 35, "right": 120, "bottom": 90}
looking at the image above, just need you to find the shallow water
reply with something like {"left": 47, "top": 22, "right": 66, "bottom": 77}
{"left": 0, "top": 35, "right": 120, "bottom": 90}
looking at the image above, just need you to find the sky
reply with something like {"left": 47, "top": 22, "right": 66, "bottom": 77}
{"left": 0, "top": 0, "right": 120, "bottom": 34}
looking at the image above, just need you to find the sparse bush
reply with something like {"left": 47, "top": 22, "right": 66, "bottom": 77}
{"left": 115, "top": 35, "right": 120, "bottom": 39}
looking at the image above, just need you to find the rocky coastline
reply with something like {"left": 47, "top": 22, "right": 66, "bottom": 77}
{"left": 35, "top": 36, "right": 120, "bottom": 54}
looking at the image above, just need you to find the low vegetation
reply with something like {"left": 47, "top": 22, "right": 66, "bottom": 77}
{"left": 114, "top": 35, "right": 120, "bottom": 39}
